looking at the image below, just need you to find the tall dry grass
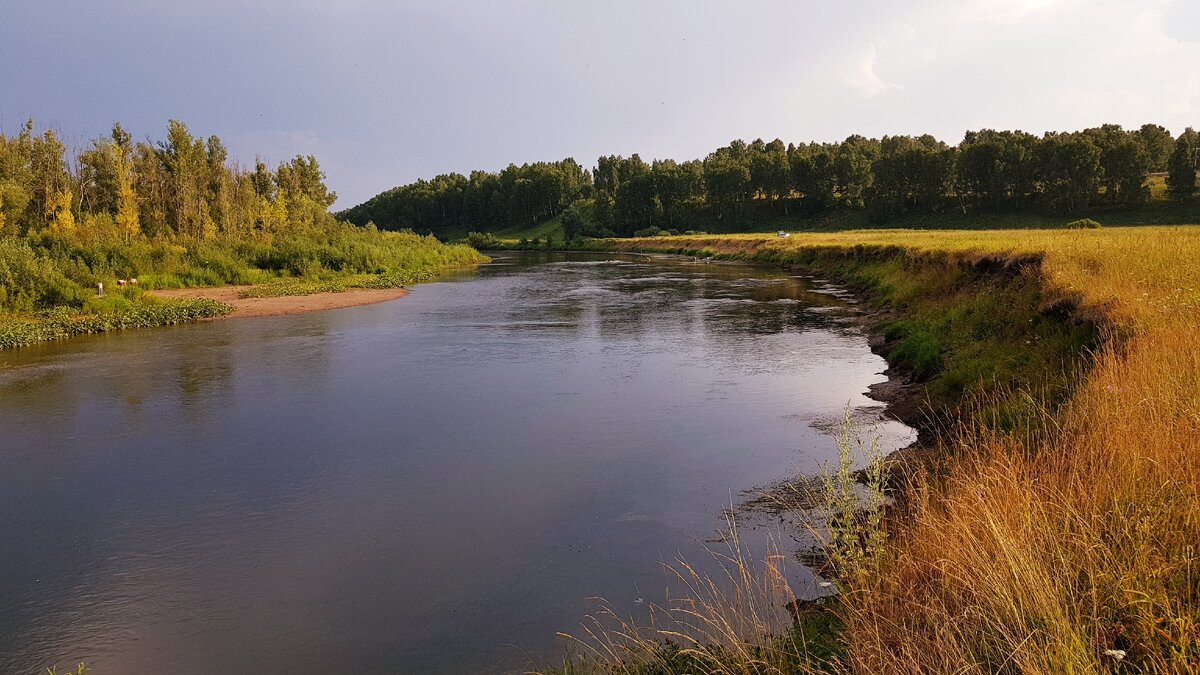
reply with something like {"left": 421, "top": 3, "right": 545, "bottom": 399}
{"left": 604, "top": 226, "right": 1200, "bottom": 672}
{"left": 836, "top": 228, "right": 1200, "bottom": 672}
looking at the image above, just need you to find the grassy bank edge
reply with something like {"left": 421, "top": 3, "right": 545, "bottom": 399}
{"left": 0, "top": 260, "right": 488, "bottom": 351}
{"left": 0, "top": 297, "right": 234, "bottom": 350}
{"left": 540, "top": 236, "right": 1110, "bottom": 673}
{"left": 618, "top": 237, "right": 1103, "bottom": 430}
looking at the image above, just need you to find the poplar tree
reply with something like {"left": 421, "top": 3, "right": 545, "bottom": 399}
{"left": 48, "top": 189, "right": 75, "bottom": 233}
{"left": 113, "top": 145, "right": 140, "bottom": 243}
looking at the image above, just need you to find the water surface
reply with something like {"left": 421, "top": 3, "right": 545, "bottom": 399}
{"left": 0, "top": 252, "right": 913, "bottom": 674}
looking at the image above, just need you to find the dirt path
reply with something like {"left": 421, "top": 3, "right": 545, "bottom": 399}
{"left": 150, "top": 285, "right": 409, "bottom": 319}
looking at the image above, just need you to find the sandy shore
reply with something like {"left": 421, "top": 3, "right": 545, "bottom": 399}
{"left": 150, "top": 285, "right": 410, "bottom": 319}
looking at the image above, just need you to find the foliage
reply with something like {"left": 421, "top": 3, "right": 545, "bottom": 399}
{"left": 338, "top": 158, "right": 591, "bottom": 235}
{"left": 0, "top": 119, "right": 487, "bottom": 349}
{"left": 344, "top": 123, "right": 1190, "bottom": 235}
{"left": 0, "top": 297, "right": 231, "bottom": 349}
{"left": 465, "top": 231, "right": 501, "bottom": 249}
{"left": 631, "top": 226, "right": 664, "bottom": 238}
{"left": 1066, "top": 218, "right": 1102, "bottom": 229}
{"left": 1166, "top": 130, "right": 1197, "bottom": 201}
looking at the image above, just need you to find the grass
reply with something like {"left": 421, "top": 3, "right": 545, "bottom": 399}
{"left": 493, "top": 215, "right": 566, "bottom": 242}
{"left": 554, "top": 224, "right": 1200, "bottom": 673}
{"left": 544, "top": 409, "right": 887, "bottom": 675}
{"left": 546, "top": 520, "right": 840, "bottom": 674}
{"left": 0, "top": 225, "right": 488, "bottom": 349}
{"left": 235, "top": 269, "right": 440, "bottom": 299}
{"left": 436, "top": 215, "right": 568, "bottom": 245}
{"left": 0, "top": 296, "right": 232, "bottom": 349}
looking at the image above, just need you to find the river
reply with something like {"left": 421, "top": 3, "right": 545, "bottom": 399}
{"left": 0, "top": 251, "right": 913, "bottom": 674}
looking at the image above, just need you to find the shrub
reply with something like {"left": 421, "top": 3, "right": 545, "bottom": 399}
{"left": 0, "top": 222, "right": 489, "bottom": 349}
{"left": 465, "top": 231, "right": 500, "bottom": 249}
{"left": 1066, "top": 218, "right": 1101, "bottom": 229}
{"left": 0, "top": 238, "right": 87, "bottom": 310}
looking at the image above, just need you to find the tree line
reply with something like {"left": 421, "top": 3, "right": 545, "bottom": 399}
{"left": 0, "top": 119, "right": 338, "bottom": 243}
{"left": 0, "top": 119, "right": 484, "bottom": 319}
{"left": 341, "top": 123, "right": 1200, "bottom": 237}
{"left": 338, "top": 159, "right": 591, "bottom": 235}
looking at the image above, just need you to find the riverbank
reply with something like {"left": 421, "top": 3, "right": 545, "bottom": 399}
{"left": 0, "top": 227, "right": 489, "bottom": 350}
{"left": 150, "top": 284, "right": 410, "bottom": 319}
{"left": 550, "top": 225, "right": 1200, "bottom": 673}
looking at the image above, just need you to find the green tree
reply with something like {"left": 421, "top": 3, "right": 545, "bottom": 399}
{"left": 113, "top": 144, "right": 140, "bottom": 243}
{"left": 1037, "top": 133, "right": 1102, "bottom": 213}
{"left": 703, "top": 147, "right": 751, "bottom": 220}
{"left": 834, "top": 135, "right": 879, "bottom": 207}
{"left": 1166, "top": 132, "right": 1197, "bottom": 201}
{"left": 561, "top": 205, "right": 586, "bottom": 240}
{"left": 161, "top": 120, "right": 207, "bottom": 237}
{"left": 1137, "top": 123, "right": 1175, "bottom": 172}
{"left": 47, "top": 189, "right": 75, "bottom": 234}
{"left": 866, "top": 135, "right": 955, "bottom": 222}
{"left": 790, "top": 144, "right": 836, "bottom": 210}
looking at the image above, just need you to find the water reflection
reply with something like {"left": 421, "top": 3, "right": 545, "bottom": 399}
{"left": 0, "top": 252, "right": 913, "bottom": 674}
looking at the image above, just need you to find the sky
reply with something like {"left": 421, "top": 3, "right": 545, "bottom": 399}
{"left": 3, "top": 0, "right": 1200, "bottom": 208}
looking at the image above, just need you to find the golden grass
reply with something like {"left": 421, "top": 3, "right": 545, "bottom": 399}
{"left": 614, "top": 226, "right": 1200, "bottom": 672}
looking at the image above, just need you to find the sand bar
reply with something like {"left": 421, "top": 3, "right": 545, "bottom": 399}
{"left": 150, "top": 285, "right": 409, "bottom": 319}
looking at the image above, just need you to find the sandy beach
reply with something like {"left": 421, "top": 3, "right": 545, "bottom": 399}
{"left": 150, "top": 285, "right": 410, "bottom": 319}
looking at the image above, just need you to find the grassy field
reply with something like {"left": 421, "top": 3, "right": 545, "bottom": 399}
{"left": 492, "top": 215, "right": 566, "bottom": 241}
{"left": 551, "top": 225, "right": 1200, "bottom": 673}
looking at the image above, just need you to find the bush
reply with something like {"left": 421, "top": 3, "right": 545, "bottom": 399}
{"left": 0, "top": 238, "right": 88, "bottom": 310}
{"left": 1066, "top": 218, "right": 1102, "bottom": 229}
{"left": 0, "top": 223, "right": 489, "bottom": 349}
{"left": 561, "top": 206, "right": 587, "bottom": 240}
{"left": 632, "top": 226, "right": 664, "bottom": 237}
{"left": 465, "top": 231, "right": 500, "bottom": 249}
{"left": 0, "top": 298, "right": 233, "bottom": 350}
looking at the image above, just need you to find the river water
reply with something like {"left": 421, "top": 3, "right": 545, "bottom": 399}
{"left": 0, "top": 252, "right": 913, "bottom": 674}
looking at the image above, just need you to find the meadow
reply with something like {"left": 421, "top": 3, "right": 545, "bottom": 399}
{"left": 550, "top": 225, "right": 1200, "bottom": 673}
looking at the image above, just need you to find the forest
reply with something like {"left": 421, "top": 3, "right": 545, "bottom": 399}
{"left": 0, "top": 119, "right": 484, "bottom": 347}
{"left": 338, "top": 123, "right": 1200, "bottom": 238}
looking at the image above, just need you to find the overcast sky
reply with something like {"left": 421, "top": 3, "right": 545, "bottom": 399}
{"left": 3, "top": 0, "right": 1200, "bottom": 207}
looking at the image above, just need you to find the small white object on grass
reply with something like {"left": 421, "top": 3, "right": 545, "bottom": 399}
{"left": 1103, "top": 649, "right": 1126, "bottom": 661}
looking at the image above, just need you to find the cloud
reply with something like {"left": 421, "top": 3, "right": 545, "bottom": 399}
{"left": 961, "top": 0, "right": 1082, "bottom": 23}
{"left": 845, "top": 45, "right": 904, "bottom": 98}
{"left": 4, "top": 0, "right": 1200, "bottom": 206}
